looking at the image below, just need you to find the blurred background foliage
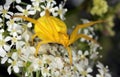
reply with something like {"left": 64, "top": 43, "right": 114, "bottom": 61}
{"left": 0, "top": 0, "right": 120, "bottom": 77}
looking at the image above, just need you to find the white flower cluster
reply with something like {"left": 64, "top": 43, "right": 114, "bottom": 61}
{"left": 10, "top": 0, "right": 67, "bottom": 20}
{"left": 0, "top": 0, "right": 111, "bottom": 77}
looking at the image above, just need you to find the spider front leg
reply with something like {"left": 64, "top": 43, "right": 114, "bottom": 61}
{"left": 31, "top": 34, "right": 38, "bottom": 45}
{"left": 35, "top": 41, "right": 54, "bottom": 56}
{"left": 66, "top": 47, "right": 73, "bottom": 65}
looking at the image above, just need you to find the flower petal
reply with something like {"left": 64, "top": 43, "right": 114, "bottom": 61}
{"left": 87, "top": 68, "right": 93, "bottom": 73}
{"left": 16, "top": 5, "right": 24, "bottom": 12}
{"left": 40, "top": 11, "right": 45, "bottom": 16}
{"left": 13, "top": 66, "right": 19, "bottom": 73}
{"left": 16, "top": 0, "right": 21, "bottom": 3}
{"left": 7, "top": 65, "right": 12, "bottom": 75}
{"left": 26, "top": 5, "right": 31, "bottom": 10}
{"left": 11, "top": 52, "right": 18, "bottom": 60}
{"left": 1, "top": 57, "right": 8, "bottom": 64}
{"left": 0, "top": 47, "right": 6, "bottom": 57}
{"left": 4, "top": 44, "right": 10, "bottom": 51}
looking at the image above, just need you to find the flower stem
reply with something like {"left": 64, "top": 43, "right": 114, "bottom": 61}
{"left": 36, "top": 71, "right": 40, "bottom": 77}
{"left": 20, "top": 2, "right": 29, "bottom": 5}
{"left": 2, "top": 16, "right": 5, "bottom": 29}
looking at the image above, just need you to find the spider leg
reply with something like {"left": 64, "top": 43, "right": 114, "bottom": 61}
{"left": 68, "top": 34, "right": 98, "bottom": 64}
{"left": 76, "top": 34, "right": 98, "bottom": 44}
{"left": 69, "top": 20, "right": 103, "bottom": 45}
{"left": 31, "top": 34, "right": 38, "bottom": 45}
{"left": 35, "top": 41, "right": 54, "bottom": 56}
{"left": 13, "top": 15, "right": 39, "bottom": 24}
{"left": 66, "top": 47, "right": 72, "bottom": 65}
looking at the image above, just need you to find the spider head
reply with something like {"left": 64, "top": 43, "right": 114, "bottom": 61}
{"left": 57, "top": 32, "right": 70, "bottom": 48}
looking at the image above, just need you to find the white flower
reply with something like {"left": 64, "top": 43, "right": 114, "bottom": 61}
{"left": 0, "top": 29, "right": 4, "bottom": 33}
{"left": 15, "top": 0, "right": 21, "bottom": 3}
{"left": 0, "top": 34, "right": 11, "bottom": 57}
{"left": 1, "top": 55, "right": 9, "bottom": 64}
{"left": 20, "top": 46, "right": 35, "bottom": 62}
{"left": 89, "top": 42, "right": 100, "bottom": 59}
{"left": 52, "top": 70, "right": 60, "bottom": 77}
{"left": 41, "top": 66, "right": 51, "bottom": 77}
{"left": 29, "top": 58, "right": 42, "bottom": 71}
{"left": 90, "top": 51, "right": 99, "bottom": 59}
{"left": 78, "top": 50, "right": 89, "bottom": 65}
{"left": 7, "top": 19, "right": 22, "bottom": 36}
{"left": 7, "top": 52, "right": 23, "bottom": 74}
{"left": 22, "top": 30, "right": 30, "bottom": 42}
{"left": 27, "top": 22, "right": 33, "bottom": 28}
{"left": 42, "top": 54, "right": 53, "bottom": 64}
{"left": 16, "top": 5, "right": 35, "bottom": 16}
{"left": 31, "top": 0, "right": 45, "bottom": 5}
{"left": 0, "top": 18, "right": 2, "bottom": 22}
{"left": 38, "top": 44, "right": 59, "bottom": 56}
{"left": 7, "top": 19, "right": 16, "bottom": 27}
{"left": 62, "top": 66, "right": 72, "bottom": 77}
{"left": 0, "top": 18, "right": 2, "bottom": 23}
{"left": 31, "top": 2, "right": 41, "bottom": 13}
{"left": 90, "top": 42, "right": 100, "bottom": 52}
{"left": 5, "top": 0, "right": 21, "bottom": 6}
{"left": 46, "top": 0, "right": 56, "bottom": 5}
{"left": 10, "top": 35, "right": 22, "bottom": 46}
{"left": 0, "top": 47, "right": 6, "bottom": 57}
{"left": 79, "top": 67, "right": 93, "bottom": 77}
{"left": 53, "top": 4, "right": 67, "bottom": 20}
{"left": 50, "top": 57, "right": 64, "bottom": 70}
{"left": 0, "top": 5, "right": 13, "bottom": 19}
{"left": 40, "top": 2, "right": 55, "bottom": 16}
{"left": 96, "top": 62, "right": 111, "bottom": 77}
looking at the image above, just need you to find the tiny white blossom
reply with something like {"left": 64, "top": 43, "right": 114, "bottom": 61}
{"left": 79, "top": 67, "right": 93, "bottom": 77}
{"left": 22, "top": 30, "right": 30, "bottom": 42}
{"left": 20, "top": 46, "right": 35, "bottom": 62}
{"left": 1, "top": 55, "right": 7, "bottom": 63}
{"left": 16, "top": 5, "right": 35, "bottom": 16}
{"left": 90, "top": 51, "right": 99, "bottom": 59}
{"left": 0, "top": 29, "right": 4, "bottom": 33}
{"left": 0, "top": 5, "right": 13, "bottom": 19}
{"left": 10, "top": 35, "right": 22, "bottom": 46}
{"left": 29, "top": 58, "right": 42, "bottom": 71}
{"left": 41, "top": 67, "right": 51, "bottom": 77}
{"left": 78, "top": 50, "right": 89, "bottom": 65}
{"left": 46, "top": 0, "right": 56, "bottom": 5}
{"left": 7, "top": 19, "right": 22, "bottom": 36}
{"left": 6, "top": 18, "right": 18, "bottom": 27}
{"left": 0, "top": 18, "right": 2, "bottom": 22}
{"left": 53, "top": 4, "right": 67, "bottom": 20}
{"left": 0, "top": 34, "right": 11, "bottom": 57}
{"left": 27, "top": 22, "right": 33, "bottom": 28}
{"left": 5, "top": 0, "right": 21, "bottom": 6}
{"left": 89, "top": 42, "right": 100, "bottom": 59}
{"left": 31, "top": 3, "right": 41, "bottom": 13}
{"left": 96, "top": 62, "right": 111, "bottom": 77}
{"left": 7, "top": 52, "right": 23, "bottom": 74}
{"left": 50, "top": 57, "right": 64, "bottom": 70}
{"left": 31, "top": 0, "right": 45, "bottom": 5}
{"left": 40, "top": 2, "right": 55, "bottom": 16}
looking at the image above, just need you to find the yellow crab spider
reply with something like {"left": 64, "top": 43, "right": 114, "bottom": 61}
{"left": 14, "top": 10, "right": 103, "bottom": 64}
